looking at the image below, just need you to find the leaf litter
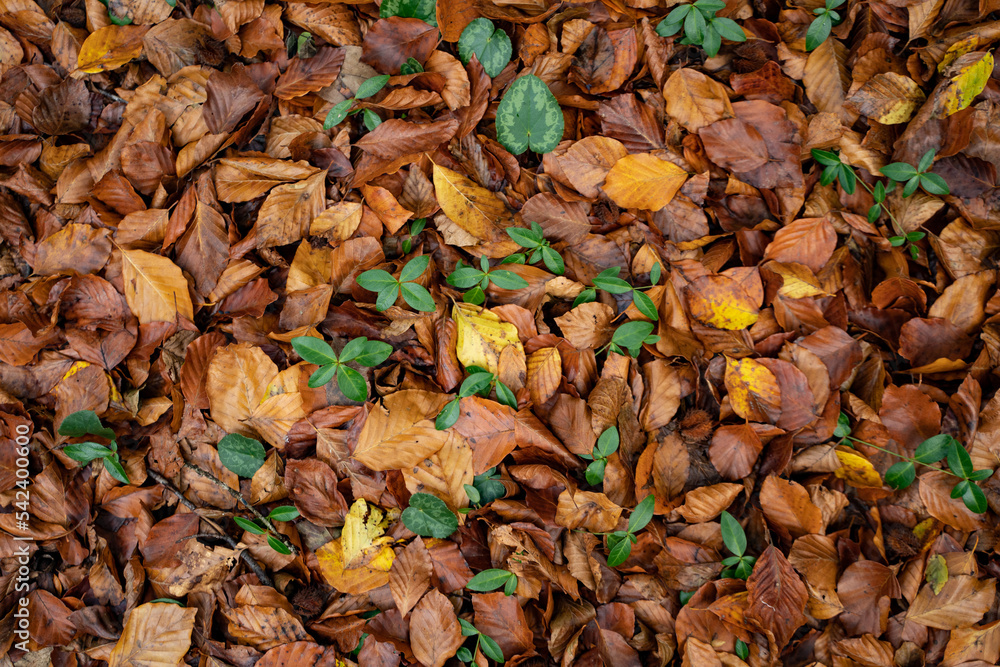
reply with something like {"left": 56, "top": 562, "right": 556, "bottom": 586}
{"left": 1, "top": 0, "right": 1000, "bottom": 666}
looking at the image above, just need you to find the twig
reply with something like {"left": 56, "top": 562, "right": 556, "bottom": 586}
{"left": 183, "top": 463, "right": 299, "bottom": 555}
{"left": 148, "top": 469, "right": 274, "bottom": 587}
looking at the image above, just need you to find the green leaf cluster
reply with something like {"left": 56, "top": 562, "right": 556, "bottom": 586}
{"left": 436, "top": 367, "right": 517, "bottom": 430}
{"left": 504, "top": 222, "right": 564, "bottom": 275}
{"left": 496, "top": 74, "right": 564, "bottom": 155}
{"left": 357, "top": 255, "right": 436, "bottom": 312}
{"left": 447, "top": 255, "right": 529, "bottom": 305}
{"left": 884, "top": 434, "right": 990, "bottom": 513}
{"left": 463, "top": 467, "right": 506, "bottom": 508}
{"left": 720, "top": 511, "right": 755, "bottom": 579}
{"left": 457, "top": 619, "right": 504, "bottom": 663}
{"left": 401, "top": 218, "right": 426, "bottom": 255}
{"left": 608, "top": 321, "right": 659, "bottom": 357}
{"left": 401, "top": 493, "right": 458, "bottom": 538}
{"left": 606, "top": 494, "right": 655, "bottom": 567}
{"left": 466, "top": 568, "right": 518, "bottom": 596}
{"left": 323, "top": 74, "right": 390, "bottom": 131}
{"left": 577, "top": 264, "right": 661, "bottom": 321}
{"left": 60, "top": 410, "right": 130, "bottom": 484}
{"left": 805, "top": 0, "right": 845, "bottom": 51}
{"left": 881, "top": 149, "right": 950, "bottom": 198}
{"left": 579, "top": 426, "right": 620, "bottom": 486}
{"left": 655, "top": 0, "right": 746, "bottom": 58}
{"left": 291, "top": 335, "right": 393, "bottom": 402}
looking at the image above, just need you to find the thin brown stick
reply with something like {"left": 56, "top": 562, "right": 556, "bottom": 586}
{"left": 148, "top": 469, "right": 274, "bottom": 587}
{"left": 183, "top": 462, "right": 299, "bottom": 555}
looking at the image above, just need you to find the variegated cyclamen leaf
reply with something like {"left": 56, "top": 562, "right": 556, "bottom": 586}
{"left": 379, "top": 0, "right": 437, "bottom": 26}
{"left": 496, "top": 74, "right": 564, "bottom": 156}
{"left": 457, "top": 18, "right": 512, "bottom": 78}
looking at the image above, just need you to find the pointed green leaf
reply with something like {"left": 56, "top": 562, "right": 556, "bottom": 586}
{"left": 336, "top": 366, "right": 368, "bottom": 402}
{"left": 63, "top": 442, "right": 114, "bottom": 464}
{"left": 466, "top": 569, "right": 514, "bottom": 592}
{"left": 59, "top": 410, "right": 116, "bottom": 440}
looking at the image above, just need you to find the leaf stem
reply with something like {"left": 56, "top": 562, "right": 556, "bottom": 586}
{"left": 842, "top": 435, "right": 963, "bottom": 479}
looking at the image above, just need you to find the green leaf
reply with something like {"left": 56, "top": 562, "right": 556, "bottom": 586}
{"left": 734, "top": 558, "right": 754, "bottom": 580}
{"left": 496, "top": 381, "right": 518, "bottom": 409}
{"left": 874, "top": 180, "right": 886, "bottom": 202}
{"left": 466, "top": 569, "right": 514, "bottom": 592}
{"left": 465, "top": 483, "right": 481, "bottom": 504}
{"left": 701, "top": 23, "right": 721, "bottom": 57}
{"left": 585, "top": 459, "right": 606, "bottom": 486}
{"left": 448, "top": 266, "right": 486, "bottom": 289}
{"left": 720, "top": 510, "right": 746, "bottom": 557}
{"left": 867, "top": 204, "right": 881, "bottom": 223}
{"left": 633, "top": 289, "right": 658, "bottom": 321}
{"left": 596, "top": 426, "right": 620, "bottom": 459}
{"left": 354, "top": 340, "right": 393, "bottom": 367}
{"left": 963, "top": 483, "right": 987, "bottom": 514}
{"left": 362, "top": 108, "right": 381, "bottom": 131}
{"left": 837, "top": 163, "right": 856, "bottom": 194}
{"left": 400, "top": 254, "right": 430, "bottom": 282}
{"left": 628, "top": 494, "right": 656, "bottom": 533}
{"left": 268, "top": 506, "right": 300, "bottom": 521}
{"left": 880, "top": 161, "right": 918, "bottom": 181}
{"left": 459, "top": 371, "right": 494, "bottom": 397}
{"left": 540, "top": 246, "right": 565, "bottom": 275}
{"left": 593, "top": 268, "right": 631, "bottom": 294}
{"left": 903, "top": 175, "right": 920, "bottom": 198}
{"left": 292, "top": 336, "right": 338, "bottom": 365}
{"left": 506, "top": 226, "right": 543, "bottom": 248}
{"left": 457, "top": 18, "right": 513, "bottom": 79}
{"left": 947, "top": 441, "right": 974, "bottom": 478}
{"left": 920, "top": 172, "right": 950, "bottom": 195}
{"left": 885, "top": 461, "right": 916, "bottom": 490}
{"left": 479, "top": 633, "right": 504, "bottom": 662}
{"left": 374, "top": 284, "right": 400, "bottom": 311}
{"left": 456, "top": 647, "right": 473, "bottom": 663}
{"left": 63, "top": 442, "right": 114, "bottom": 464}
{"left": 463, "top": 286, "right": 485, "bottom": 305}
{"left": 918, "top": 148, "right": 936, "bottom": 173}
{"left": 150, "top": 598, "right": 183, "bottom": 605}
{"left": 308, "top": 363, "right": 338, "bottom": 388}
{"left": 906, "top": 231, "right": 926, "bottom": 242}
{"left": 503, "top": 572, "right": 518, "bottom": 595}
{"left": 218, "top": 433, "right": 266, "bottom": 478}
{"left": 811, "top": 149, "right": 840, "bottom": 167}
{"left": 459, "top": 618, "right": 479, "bottom": 636}
{"left": 357, "top": 269, "right": 398, "bottom": 292}
{"left": 684, "top": 6, "right": 706, "bottom": 43}
{"left": 268, "top": 534, "right": 292, "bottom": 554}
{"left": 103, "top": 454, "right": 131, "bottom": 484}
{"left": 679, "top": 591, "right": 695, "bottom": 605}
{"left": 650, "top": 262, "right": 662, "bottom": 285}
{"left": 572, "top": 288, "right": 597, "bottom": 308}
{"left": 805, "top": 12, "right": 832, "bottom": 51}
{"left": 496, "top": 74, "right": 564, "bottom": 156}
{"left": 488, "top": 269, "right": 528, "bottom": 290}
{"left": 712, "top": 17, "right": 745, "bottom": 43}
{"left": 324, "top": 99, "right": 353, "bottom": 129}
{"left": 951, "top": 479, "right": 969, "bottom": 499}
{"left": 379, "top": 0, "right": 437, "bottom": 26}
{"left": 696, "top": 0, "right": 726, "bottom": 12}
{"left": 612, "top": 320, "right": 656, "bottom": 350}
{"left": 914, "top": 434, "right": 952, "bottom": 464}
{"left": 108, "top": 12, "right": 132, "bottom": 25}
{"left": 410, "top": 218, "right": 427, "bottom": 235}
{"left": 402, "top": 493, "right": 458, "bottom": 538}
{"left": 656, "top": 16, "right": 684, "bottom": 37}
{"left": 968, "top": 469, "right": 993, "bottom": 482}
{"left": 889, "top": 236, "right": 906, "bottom": 247}
{"left": 819, "top": 165, "right": 838, "bottom": 186}
{"left": 400, "top": 57, "right": 423, "bottom": 75}
{"left": 338, "top": 336, "right": 367, "bottom": 363}
{"left": 59, "top": 410, "right": 116, "bottom": 440}
{"left": 436, "top": 398, "right": 461, "bottom": 430}
{"left": 400, "top": 282, "right": 436, "bottom": 312}
{"left": 607, "top": 535, "right": 632, "bottom": 567}
{"left": 336, "top": 366, "right": 368, "bottom": 402}
{"left": 235, "top": 516, "right": 267, "bottom": 534}
{"left": 736, "top": 639, "right": 749, "bottom": 661}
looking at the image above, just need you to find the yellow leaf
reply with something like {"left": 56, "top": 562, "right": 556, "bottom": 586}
{"left": 432, "top": 164, "right": 519, "bottom": 257}
{"left": 684, "top": 274, "right": 760, "bottom": 330}
{"left": 764, "top": 261, "right": 830, "bottom": 299}
{"left": 601, "top": 153, "right": 687, "bottom": 211}
{"left": 834, "top": 449, "right": 883, "bottom": 488}
{"left": 526, "top": 346, "right": 561, "bottom": 406}
{"left": 77, "top": 25, "right": 149, "bottom": 74}
{"left": 453, "top": 302, "right": 523, "bottom": 375}
{"left": 926, "top": 554, "right": 948, "bottom": 595}
{"left": 120, "top": 248, "right": 194, "bottom": 325}
{"left": 316, "top": 499, "right": 396, "bottom": 595}
{"left": 725, "top": 356, "right": 782, "bottom": 423}
{"left": 932, "top": 51, "right": 994, "bottom": 118}
{"left": 844, "top": 72, "right": 926, "bottom": 125}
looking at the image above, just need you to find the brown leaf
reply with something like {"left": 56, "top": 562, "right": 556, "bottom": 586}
{"left": 907, "top": 575, "right": 996, "bottom": 630}
{"left": 108, "top": 602, "right": 197, "bottom": 667}
{"left": 390, "top": 537, "right": 433, "bottom": 617}
{"left": 361, "top": 18, "right": 438, "bottom": 75}
{"left": 746, "top": 546, "right": 808, "bottom": 649}
{"left": 204, "top": 67, "right": 265, "bottom": 134}
{"left": 759, "top": 475, "right": 824, "bottom": 538}
{"left": 409, "top": 589, "right": 464, "bottom": 667}
{"left": 275, "top": 47, "right": 346, "bottom": 100}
